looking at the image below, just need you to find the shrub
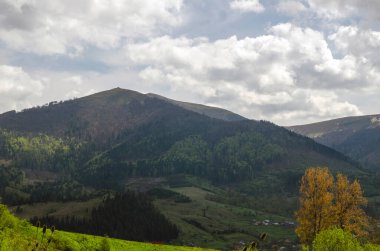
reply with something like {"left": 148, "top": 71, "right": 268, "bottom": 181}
{"left": 0, "top": 204, "right": 17, "bottom": 230}
{"left": 312, "top": 228, "right": 380, "bottom": 251}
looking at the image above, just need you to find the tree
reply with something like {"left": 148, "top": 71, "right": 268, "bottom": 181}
{"left": 296, "top": 167, "right": 370, "bottom": 245}
{"left": 295, "top": 167, "right": 335, "bottom": 244}
{"left": 335, "top": 173, "right": 368, "bottom": 237}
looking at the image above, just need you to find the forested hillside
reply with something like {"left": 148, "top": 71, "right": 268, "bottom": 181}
{"left": 81, "top": 116, "right": 361, "bottom": 189}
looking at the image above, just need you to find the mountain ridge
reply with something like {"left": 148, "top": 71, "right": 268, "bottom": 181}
{"left": 146, "top": 93, "right": 247, "bottom": 122}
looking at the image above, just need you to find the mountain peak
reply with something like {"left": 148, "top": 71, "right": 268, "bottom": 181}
{"left": 86, "top": 87, "right": 144, "bottom": 99}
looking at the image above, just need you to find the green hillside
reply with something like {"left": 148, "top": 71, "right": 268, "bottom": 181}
{"left": 0, "top": 204, "right": 216, "bottom": 251}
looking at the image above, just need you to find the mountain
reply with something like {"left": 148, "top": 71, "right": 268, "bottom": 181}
{"left": 288, "top": 114, "right": 380, "bottom": 170}
{"left": 0, "top": 88, "right": 365, "bottom": 186}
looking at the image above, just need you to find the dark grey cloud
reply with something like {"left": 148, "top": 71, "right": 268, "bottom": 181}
{"left": 0, "top": 1, "right": 40, "bottom": 30}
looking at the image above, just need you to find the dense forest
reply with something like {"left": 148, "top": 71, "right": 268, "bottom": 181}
{"left": 82, "top": 131, "right": 288, "bottom": 187}
{"left": 30, "top": 191, "right": 179, "bottom": 242}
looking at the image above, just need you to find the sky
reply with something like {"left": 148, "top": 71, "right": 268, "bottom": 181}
{"left": 0, "top": 0, "right": 380, "bottom": 126}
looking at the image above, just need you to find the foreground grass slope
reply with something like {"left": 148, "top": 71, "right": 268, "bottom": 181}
{"left": 0, "top": 204, "right": 216, "bottom": 251}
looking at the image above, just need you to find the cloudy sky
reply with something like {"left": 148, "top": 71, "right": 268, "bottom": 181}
{"left": 0, "top": 0, "right": 380, "bottom": 126}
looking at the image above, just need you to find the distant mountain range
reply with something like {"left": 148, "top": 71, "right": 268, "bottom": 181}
{"left": 288, "top": 114, "right": 380, "bottom": 170}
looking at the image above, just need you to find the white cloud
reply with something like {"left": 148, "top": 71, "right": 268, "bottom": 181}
{"left": 325, "top": 25, "right": 380, "bottom": 92}
{"left": 330, "top": 26, "right": 380, "bottom": 61}
{"left": 0, "top": 65, "right": 44, "bottom": 111}
{"left": 230, "top": 0, "right": 265, "bottom": 13}
{"left": 126, "top": 23, "right": 370, "bottom": 125}
{"left": 270, "top": 90, "right": 361, "bottom": 123}
{"left": 0, "top": 0, "right": 183, "bottom": 56}
{"left": 276, "top": 0, "right": 307, "bottom": 16}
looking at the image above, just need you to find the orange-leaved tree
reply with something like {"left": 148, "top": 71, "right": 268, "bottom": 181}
{"left": 335, "top": 173, "right": 368, "bottom": 237}
{"left": 295, "top": 167, "right": 369, "bottom": 245}
{"left": 295, "top": 167, "right": 335, "bottom": 244}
